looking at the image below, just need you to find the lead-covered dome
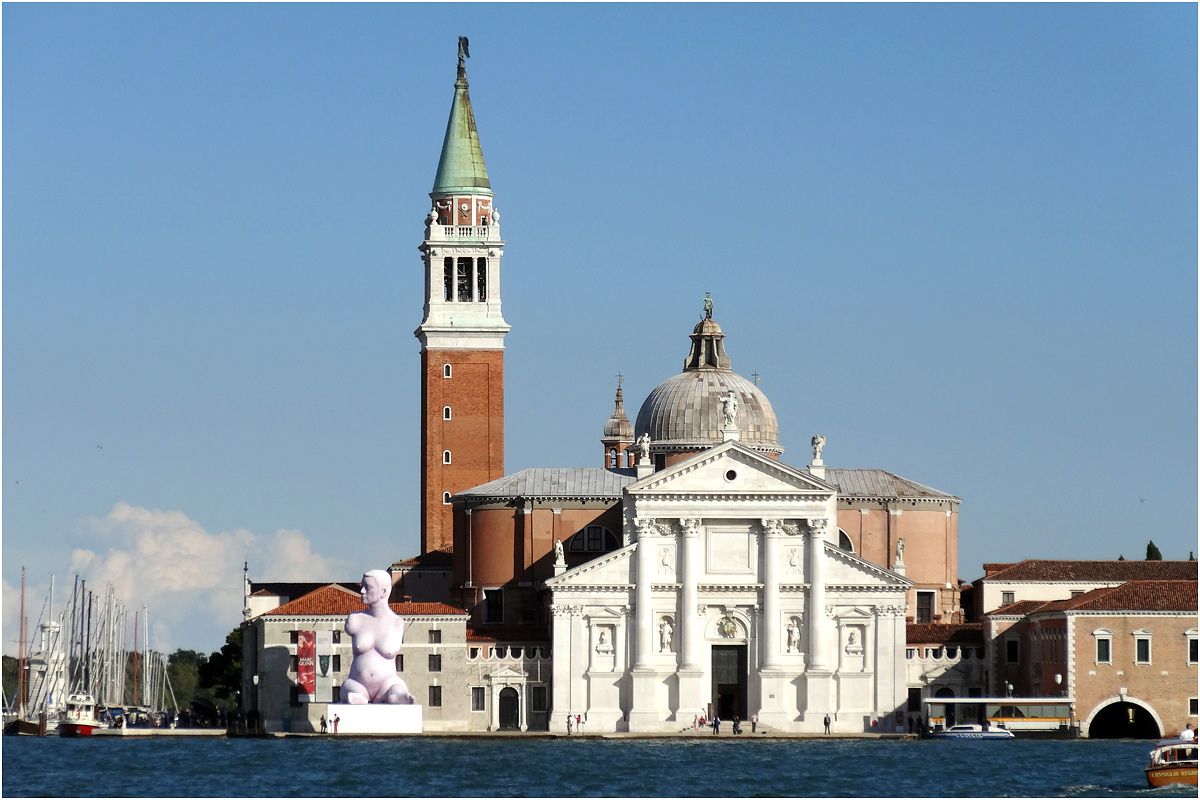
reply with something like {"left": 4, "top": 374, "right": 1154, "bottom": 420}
{"left": 635, "top": 316, "right": 782, "bottom": 456}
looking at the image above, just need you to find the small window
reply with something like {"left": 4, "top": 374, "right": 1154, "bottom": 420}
{"left": 838, "top": 530, "right": 854, "bottom": 553}
{"left": 566, "top": 525, "right": 618, "bottom": 553}
{"left": 395, "top": 654, "right": 404, "bottom": 672}
{"left": 1096, "top": 638, "right": 1111, "bottom": 664}
{"left": 443, "top": 406, "right": 452, "bottom": 421}
{"left": 1070, "top": 590, "right": 1084, "bottom": 598}
{"left": 443, "top": 258, "right": 453, "bottom": 301}
{"left": 289, "top": 655, "right": 298, "bottom": 673}
{"left": 905, "top": 648, "right": 915, "bottom": 660}
{"left": 931, "top": 647, "right": 944, "bottom": 660}
{"left": 608, "top": 449, "right": 617, "bottom": 468}
{"left": 946, "top": 647, "right": 958, "bottom": 659}
{"left": 443, "top": 363, "right": 452, "bottom": 379}
{"left": 332, "top": 631, "right": 341, "bottom": 644}
{"left": 483, "top": 588, "right": 503, "bottom": 624}
{"left": 916, "top": 591, "right": 935, "bottom": 624}
{"left": 442, "top": 492, "right": 452, "bottom": 505}
{"left": 429, "top": 630, "right": 442, "bottom": 644}
{"left": 1188, "top": 634, "right": 1198, "bottom": 665}
{"left": 428, "top": 685, "right": 442, "bottom": 707}
{"left": 530, "top": 685, "right": 548, "bottom": 712}
{"left": 469, "top": 647, "right": 479, "bottom": 660}
{"left": 1190, "top": 698, "right": 1198, "bottom": 716}
{"left": 456, "top": 257, "right": 472, "bottom": 302}
{"left": 443, "top": 450, "right": 452, "bottom": 465}
{"left": 429, "top": 654, "right": 442, "bottom": 672}
{"left": 1001, "top": 592, "right": 1015, "bottom": 606}
{"left": 476, "top": 258, "right": 487, "bottom": 302}
{"left": 1135, "top": 636, "right": 1151, "bottom": 665}
{"left": 332, "top": 684, "right": 341, "bottom": 703}
{"left": 332, "top": 654, "right": 341, "bottom": 672}
{"left": 289, "top": 630, "right": 299, "bottom": 644}
{"left": 471, "top": 687, "right": 486, "bottom": 711}
{"left": 1006, "top": 639, "right": 1020, "bottom": 664}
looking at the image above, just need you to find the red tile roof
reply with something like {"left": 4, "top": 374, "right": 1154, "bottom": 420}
{"left": 983, "top": 560, "right": 1196, "bottom": 583}
{"left": 987, "top": 600, "right": 1051, "bottom": 617}
{"left": 264, "top": 584, "right": 467, "bottom": 617}
{"left": 906, "top": 623, "right": 984, "bottom": 645}
{"left": 1033, "top": 581, "right": 1197, "bottom": 614}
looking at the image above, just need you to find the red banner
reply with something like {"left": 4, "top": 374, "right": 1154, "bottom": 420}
{"left": 297, "top": 630, "right": 316, "bottom": 701}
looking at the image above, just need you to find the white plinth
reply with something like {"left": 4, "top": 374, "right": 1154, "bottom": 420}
{"left": 328, "top": 703, "right": 423, "bottom": 735}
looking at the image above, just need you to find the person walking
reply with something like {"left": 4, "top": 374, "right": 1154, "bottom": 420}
{"left": 319, "top": 715, "right": 327, "bottom": 734}
{"left": 712, "top": 715, "right": 720, "bottom": 736}
{"left": 751, "top": 712, "right": 758, "bottom": 734}
{"left": 333, "top": 714, "right": 340, "bottom": 735}
{"left": 823, "top": 714, "right": 831, "bottom": 735}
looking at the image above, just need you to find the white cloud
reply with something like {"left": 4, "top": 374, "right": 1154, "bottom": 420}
{"left": 40, "top": 502, "right": 346, "bottom": 654}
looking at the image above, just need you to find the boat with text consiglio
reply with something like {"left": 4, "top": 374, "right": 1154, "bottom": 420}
{"left": 1145, "top": 738, "right": 1198, "bottom": 788}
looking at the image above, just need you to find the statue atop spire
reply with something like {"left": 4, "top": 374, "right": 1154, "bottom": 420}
{"left": 457, "top": 36, "right": 470, "bottom": 81}
{"left": 703, "top": 292, "right": 713, "bottom": 320}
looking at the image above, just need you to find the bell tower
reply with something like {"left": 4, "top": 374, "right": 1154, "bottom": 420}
{"left": 415, "top": 38, "right": 509, "bottom": 554}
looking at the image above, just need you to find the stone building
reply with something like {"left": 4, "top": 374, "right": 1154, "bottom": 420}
{"left": 903, "top": 623, "right": 986, "bottom": 727}
{"left": 984, "top": 579, "right": 1197, "bottom": 738}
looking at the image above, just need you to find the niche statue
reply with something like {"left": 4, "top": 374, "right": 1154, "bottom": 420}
{"left": 342, "top": 569, "right": 416, "bottom": 705}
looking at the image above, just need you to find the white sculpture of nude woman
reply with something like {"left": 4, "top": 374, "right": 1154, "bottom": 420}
{"left": 342, "top": 570, "right": 415, "bottom": 705}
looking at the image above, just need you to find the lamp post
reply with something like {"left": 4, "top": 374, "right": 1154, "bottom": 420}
{"left": 252, "top": 674, "right": 260, "bottom": 735}
{"left": 1054, "top": 673, "right": 1063, "bottom": 695}
{"left": 1006, "top": 682, "right": 1014, "bottom": 698}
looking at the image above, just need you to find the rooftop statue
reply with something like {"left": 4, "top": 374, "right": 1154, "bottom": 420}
{"left": 342, "top": 570, "right": 416, "bottom": 705}
{"left": 457, "top": 36, "right": 470, "bottom": 70}
{"left": 719, "top": 390, "right": 739, "bottom": 428}
{"left": 811, "top": 433, "right": 826, "bottom": 461}
{"left": 703, "top": 292, "right": 713, "bottom": 320}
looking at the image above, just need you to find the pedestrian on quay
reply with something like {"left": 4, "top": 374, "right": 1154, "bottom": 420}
{"left": 823, "top": 714, "right": 831, "bottom": 735}
{"left": 333, "top": 714, "right": 340, "bottom": 735}
{"left": 567, "top": 714, "right": 573, "bottom": 735}
{"left": 751, "top": 712, "right": 758, "bottom": 734}
{"left": 576, "top": 714, "right": 582, "bottom": 735}
{"left": 320, "top": 715, "right": 327, "bottom": 734}
{"left": 712, "top": 715, "right": 720, "bottom": 736}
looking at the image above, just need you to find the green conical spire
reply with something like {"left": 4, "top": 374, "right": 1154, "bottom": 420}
{"left": 431, "top": 40, "right": 492, "bottom": 197}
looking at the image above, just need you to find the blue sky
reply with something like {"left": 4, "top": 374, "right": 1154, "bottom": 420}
{"left": 4, "top": 3, "right": 1195, "bottom": 653}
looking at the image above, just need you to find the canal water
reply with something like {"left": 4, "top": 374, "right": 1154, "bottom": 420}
{"left": 2, "top": 736, "right": 1194, "bottom": 797}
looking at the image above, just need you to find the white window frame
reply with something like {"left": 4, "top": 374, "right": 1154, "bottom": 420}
{"left": 1093, "top": 628, "right": 1113, "bottom": 665}
{"left": 1132, "top": 629, "right": 1152, "bottom": 665}
{"left": 442, "top": 450, "right": 452, "bottom": 465}
{"left": 916, "top": 590, "right": 936, "bottom": 624}
{"left": 471, "top": 686, "right": 486, "bottom": 712}
{"left": 443, "top": 363, "right": 452, "bottom": 379}
{"left": 443, "top": 406, "right": 452, "bottom": 421}
{"left": 442, "top": 492, "right": 452, "bottom": 505}
{"left": 1187, "top": 629, "right": 1198, "bottom": 665}
{"left": 1001, "top": 591, "right": 1015, "bottom": 606}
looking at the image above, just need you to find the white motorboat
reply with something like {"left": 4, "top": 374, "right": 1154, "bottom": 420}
{"left": 930, "top": 723, "right": 1015, "bottom": 740}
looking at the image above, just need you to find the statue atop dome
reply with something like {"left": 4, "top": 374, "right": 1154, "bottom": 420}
{"left": 703, "top": 292, "right": 713, "bottom": 320}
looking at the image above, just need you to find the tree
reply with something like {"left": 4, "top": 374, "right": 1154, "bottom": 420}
{"left": 1118, "top": 554, "right": 1125, "bottom": 561}
{"left": 2, "top": 655, "right": 17, "bottom": 707}
{"left": 167, "top": 649, "right": 208, "bottom": 710}
{"left": 1146, "top": 540, "right": 1163, "bottom": 561}
{"left": 198, "top": 627, "right": 243, "bottom": 710}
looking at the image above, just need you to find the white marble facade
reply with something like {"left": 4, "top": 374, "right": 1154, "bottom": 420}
{"left": 546, "top": 441, "right": 910, "bottom": 733}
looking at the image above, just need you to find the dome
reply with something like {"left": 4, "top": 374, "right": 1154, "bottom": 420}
{"left": 634, "top": 314, "right": 782, "bottom": 455}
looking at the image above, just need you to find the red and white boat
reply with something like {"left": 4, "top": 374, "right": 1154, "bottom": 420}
{"left": 58, "top": 693, "right": 105, "bottom": 737}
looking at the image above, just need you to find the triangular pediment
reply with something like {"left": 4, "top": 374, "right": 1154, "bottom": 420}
{"left": 545, "top": 543, "right": 636, "bottom": 587}
{"left": 486, "top": 664, "right": 527, "bottom": 681}
{"left": 825, "top": 543, "right": 913, "bottom": 588}
{"left": 627, "top": 441, "right": 835, "bottom": 498}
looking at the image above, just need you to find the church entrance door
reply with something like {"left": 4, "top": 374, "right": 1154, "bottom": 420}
{"left": 711, "top": 645, "right": 747, "bottom": 721}
{"left": 498, "top": 687, "right": 520, "bottom": 730}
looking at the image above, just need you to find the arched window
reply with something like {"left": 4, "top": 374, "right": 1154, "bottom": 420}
{"left": 608, "top": 449, "right": 617, "bottom": 468}
{"left": 566, "top": 525, "right": 619, "bottom": 553}
{"left": 443, "top": 364, "right": 452, "bottom": 379}
{"left": 838, "top": 530, "right": 854, "bottom": 553}
{"left": 442, "top": 450, "right": 452, "bottom": 465}
{"left": 443, "top": 406, "right": 452, "bottom": 421}
{"left": 442, "top": 492, "right": 451, "bottom": 505}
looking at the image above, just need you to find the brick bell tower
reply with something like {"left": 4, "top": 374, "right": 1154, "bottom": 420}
{"left": 415, "top": 37, "right": 509, "bottom": 554}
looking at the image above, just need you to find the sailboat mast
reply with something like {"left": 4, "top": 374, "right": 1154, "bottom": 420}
{"left": 17, "top": 567, "right": 27, "bottom": 718}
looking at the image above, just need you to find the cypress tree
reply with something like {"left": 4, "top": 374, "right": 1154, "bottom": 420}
{"left": 1145, "top": 540, "right": 1163, "bottom": 561}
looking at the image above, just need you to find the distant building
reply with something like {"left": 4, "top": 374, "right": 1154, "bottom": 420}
{"left": 984, "top": 578, "right": 1197, "bottom": 738}
{"left": 904, "top": 623, "right": 986, "bottom": 727}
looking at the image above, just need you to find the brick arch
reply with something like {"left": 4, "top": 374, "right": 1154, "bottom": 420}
{"left": 1083, "top": 695, "right": 1164, "bottom": 739}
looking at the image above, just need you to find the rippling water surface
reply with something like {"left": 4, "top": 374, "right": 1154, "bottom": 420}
{"left": 3, "top": 736, "right": 1194, "bottom": 797}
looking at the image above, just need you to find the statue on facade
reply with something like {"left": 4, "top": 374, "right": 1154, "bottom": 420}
{"left": 659, "top": 618, "right": 674, "bottom": 653}
{"left": 703, "top": 292, "right": 713, "bottom": 320}
{"left": 811, "top": 433, "right": 826, "bottom": 461}
{"left": 342, "top": 570, "right": 416, "bottom": 705}
{"left": 554, "top": 537, "right": 565, "bottom": 566}
{"left": 895, "top": 537, "right": 905, "bottom": 566}
{"left": 719, "top": 391, "right": 739, "bottom": 428}
{"left": 635, "top": 432, "right": 652, "bottom": 462}
{"left": 786, "top": 619, "right": 800, "bottom": 653}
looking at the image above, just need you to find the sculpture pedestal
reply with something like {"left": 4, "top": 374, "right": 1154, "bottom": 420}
{"left": 327, "top": 703, "right": 423, "bottom": 735}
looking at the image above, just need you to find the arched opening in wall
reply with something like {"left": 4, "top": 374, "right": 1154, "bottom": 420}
{"left": 934, "top": 687, "right": 956, "bottom": 727}
{"left": 566, "top": 525, "right": 619, "bottom": 555}
{"left": 608, "top": 449, "right": 617, "bottom": 468}
{"left": 1088, "top": 701, "right": 1161, "bottom": 739}
{"left": 442, "top": 492, "right": 452, "bottom": 505}
{"left": 443, "top": 363, "right": 452, "bottom": 379}
{"left": 443, "top": 450, "right": 452, "bottom": 465}
{"left": 838, "top": 530, "right": 854, "bottom": 553}
{"left": 498, "top": 687, "right": 520, "bottom": 730}
{"left": 443, "top": 406, "right": 452, "bottom": 421}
